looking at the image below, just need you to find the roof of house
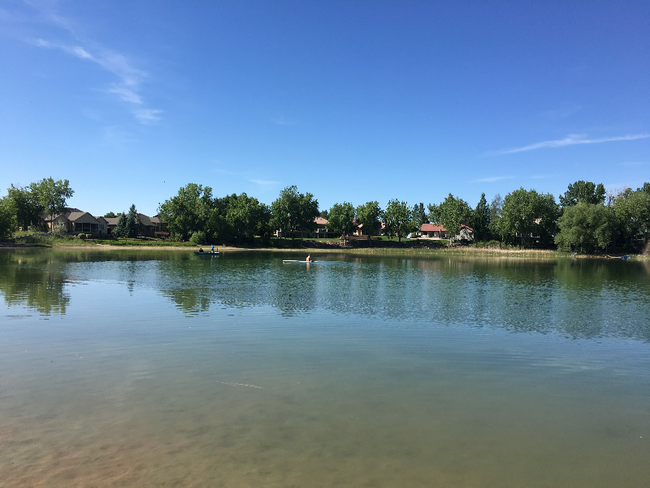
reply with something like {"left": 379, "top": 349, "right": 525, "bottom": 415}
{"left": 314, "top": 217, "right": 328, "bottom": 225}
{"left": 421, "top": 223, "right": 447, "bottom": 232}
{"left": 420, "top": 223, "right": 475, "bottom": 233}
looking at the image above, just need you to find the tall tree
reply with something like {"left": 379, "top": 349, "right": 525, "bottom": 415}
{"left": 0, "top": 197, "right": 18, "bottom": 240}
{"left": 428, "top": 194, "right": 472, "bottom": 242}
{"left": 356, "top": 201, "right": 383, "bottom": 239}
{"left": 555, "top": 203, "right": 614, "bottom": 253}
{"left": 488, "top": 193, "right": 503, "bottom": 238}
{"left": 384, "top": 199, "right": 411, "bottom": 242}
{"left": 472, "top": 193, "right": 491, "bottom": 241}
{"left": 33, "top": 177, "right": 74, "bottom": 226}
{"left": 6, "top": 185, "right": 43, "bottom": 230}
{"left": 126, "top": 204, "right": 139, "bottom": 238}
{"left": 411, "top": 203, "right": 428, "bottom": 236}
{"left": 217, "top": 193, "right": 269, "bottom": 242}
{"left": 327, "top": 202, "right": 356, "bottom": 245}
{"left": 499, "top": 188, "right": 559, "bottom": 247}
{"left": 271, "top": 186, "right": 319, "bottom": 239}
{"left": 613, "top": 188, "right": 650, "bottom": 251}
{"left": 559, "top": 180, "right": 606, "bottom": 208}
{"left": 158, "top": 183, "right": 216, "bottom": 241}
{"left": 113, "top": 212, "right": 128, "bottom": 238}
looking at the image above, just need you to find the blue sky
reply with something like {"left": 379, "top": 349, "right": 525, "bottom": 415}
{"left": 1, "top": 0, "right": 648, "bottom": 216}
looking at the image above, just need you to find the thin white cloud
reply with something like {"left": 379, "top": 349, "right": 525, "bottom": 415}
{"left": 250, "top": 179, "right": 281, "bottom": 186}
{"left": 133, "top": 108, "right": 163, "bottom": 124}
{"left": 28, "top": 13, "right": 159, "bottom": 125}
{"left": 474, "top": 176, "right": 514, "bottom": 183}
{"left": 540, "top": 102, "right": 581, "bottom": 120}
{"left": 491, "top": 133, "right": 650, "bottom": 155}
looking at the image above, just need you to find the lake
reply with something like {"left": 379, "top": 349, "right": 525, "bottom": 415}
{"left": 1, "top": 249, "right": 649, "bottom": 487}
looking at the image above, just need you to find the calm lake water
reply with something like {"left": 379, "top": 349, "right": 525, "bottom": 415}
{"left": 1, "top": 249, "right": 649, "bottom": 487}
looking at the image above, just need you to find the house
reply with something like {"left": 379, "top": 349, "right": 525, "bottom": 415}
{"left": 105, "top": 213, "right": 168, "bottom": 237}
{"left": 274, "top": 217, "right": 339, "bottom": 239}
{"left": 419, "top": 223, "right": 474, "bottom": 241}
{"left": 353, "top": 220, "right": 385, "bottom": 236}
{"left": 46, "top": 208, "right": 108, "bottom": 235}
{"left": 419, "top": 223, "right": 448, "bottom": 239}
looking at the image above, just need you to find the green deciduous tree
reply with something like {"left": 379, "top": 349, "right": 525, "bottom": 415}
{"left": 34, "top": 177, "right": 74, "bottom": 226}
{"left": 488, "top": 193, "right": 503, "bottom": 238}
{"left": 218, "top": 193, "right": 269, "bottom": 242}
{"left": 271, "top": 186, "right": 319, "bottom": 239}
{"left": 555, "top": 203, "right": 614, "bottom": 253}
{"left": 427, "top": 194, "right": 472, "bottom": 242}
{"left": 613, "top": 188, "right": 650, "bottom": 251}
{"left": 6, "top": 185, "right": 42, "bottom": 230}
{"left": 0, "top": 197, "right": 18, "bottom": 240}
{"left": 499, "top": 188, "right": 559, "bottom": 247}
{"left": 158, "top": 183, "right": 216, "bottom": 241}
{"left": 356, "top": 201, "right": 383, "bottom": 239}
{"left": 327, "top": 202, "right": 356, "bottom": 244}
{"left": 559, "top": 180, "right": 605, "bottom": 208}
{"left": 384, "top": 199, "right": 411, "bottom": 242}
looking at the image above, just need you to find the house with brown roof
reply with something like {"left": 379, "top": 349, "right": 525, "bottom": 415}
{"left": 46, "top": 209, "right": 108, "bottom": 235}
{"left": 104, "top": 213, "right": 168, "bottom": 237}
{"left": 419, "top": 223, "right": 448, "bottom": 239}
{"left": 419, "top": 223, "right": 474, "bottom": 241}
{"left": 353, "top": 220, "right": 385, "bottom": 236}
{"left": 275, "top": 217, "right": 339, "bottom": 238}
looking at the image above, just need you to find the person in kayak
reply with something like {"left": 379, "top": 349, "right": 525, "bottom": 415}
{"left": 306, "top": 255, "right": 312, "bottom": 262}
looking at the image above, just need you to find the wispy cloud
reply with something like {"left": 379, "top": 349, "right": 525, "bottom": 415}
{"left": 133, "top": 108, "right": 163, "bottom": 124}
{"left": 250, "top": 179, "right": 281, "bottom": 186}
{"left": 540, "top": 102, "right": 581, "bottom": 120}
{"left": 474, "top": 176, "right": 514, "bottom": 183}
{"left": 491, "top": 133, "right": 650, "bottom": 156}
{"left": 26, "top": 12, "right": 159, "bottom": 125}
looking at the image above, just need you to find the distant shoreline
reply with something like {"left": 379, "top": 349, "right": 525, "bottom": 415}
{"left": 1, "top": 241, "right": 645, "bottom": 260}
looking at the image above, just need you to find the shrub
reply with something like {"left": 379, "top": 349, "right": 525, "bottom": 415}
{"left": 49, "top": 222, "right": 68, "bottom": 239}
{"left": 189, "top": 231, "right": 207, "bottom": 245}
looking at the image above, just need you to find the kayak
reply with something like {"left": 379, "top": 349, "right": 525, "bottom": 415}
{"left": 283, "top": 259, "right": 316, "bottom": 263}
{"left": 194, "top": 251, "right": 219, "bottom": 256}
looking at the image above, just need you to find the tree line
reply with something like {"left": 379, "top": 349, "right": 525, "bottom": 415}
{"left": 2, "top": 178, "right": 649, "bottom": 253}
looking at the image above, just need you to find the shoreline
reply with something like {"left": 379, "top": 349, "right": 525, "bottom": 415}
{"left": 1, "top": 241, "right": 645, "bottom": 260}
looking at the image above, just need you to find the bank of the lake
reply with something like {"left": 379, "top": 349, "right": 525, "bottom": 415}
{"left": 35, "top": 241, "right": 649, "bottom": 261}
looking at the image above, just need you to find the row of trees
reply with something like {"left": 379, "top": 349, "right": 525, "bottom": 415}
{"left": 158, "top": 183, "right": 274, "bottom": 244}
{"left": 2, "top": 177, "right": 649, "bottom": 254}
{"left": 0, "top": 178, "right": 74, "bottom": 239}
{"left": 319, "top": 181, "right": 650, "bottom": 253}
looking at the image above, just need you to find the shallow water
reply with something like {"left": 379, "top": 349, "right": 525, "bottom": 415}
{"left": 1, "top": 250, "right": 649, "bottom": 487}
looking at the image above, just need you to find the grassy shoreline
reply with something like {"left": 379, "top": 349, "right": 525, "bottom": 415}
{"left": 1, "top": 239, "right": 645, "bottom": 260}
